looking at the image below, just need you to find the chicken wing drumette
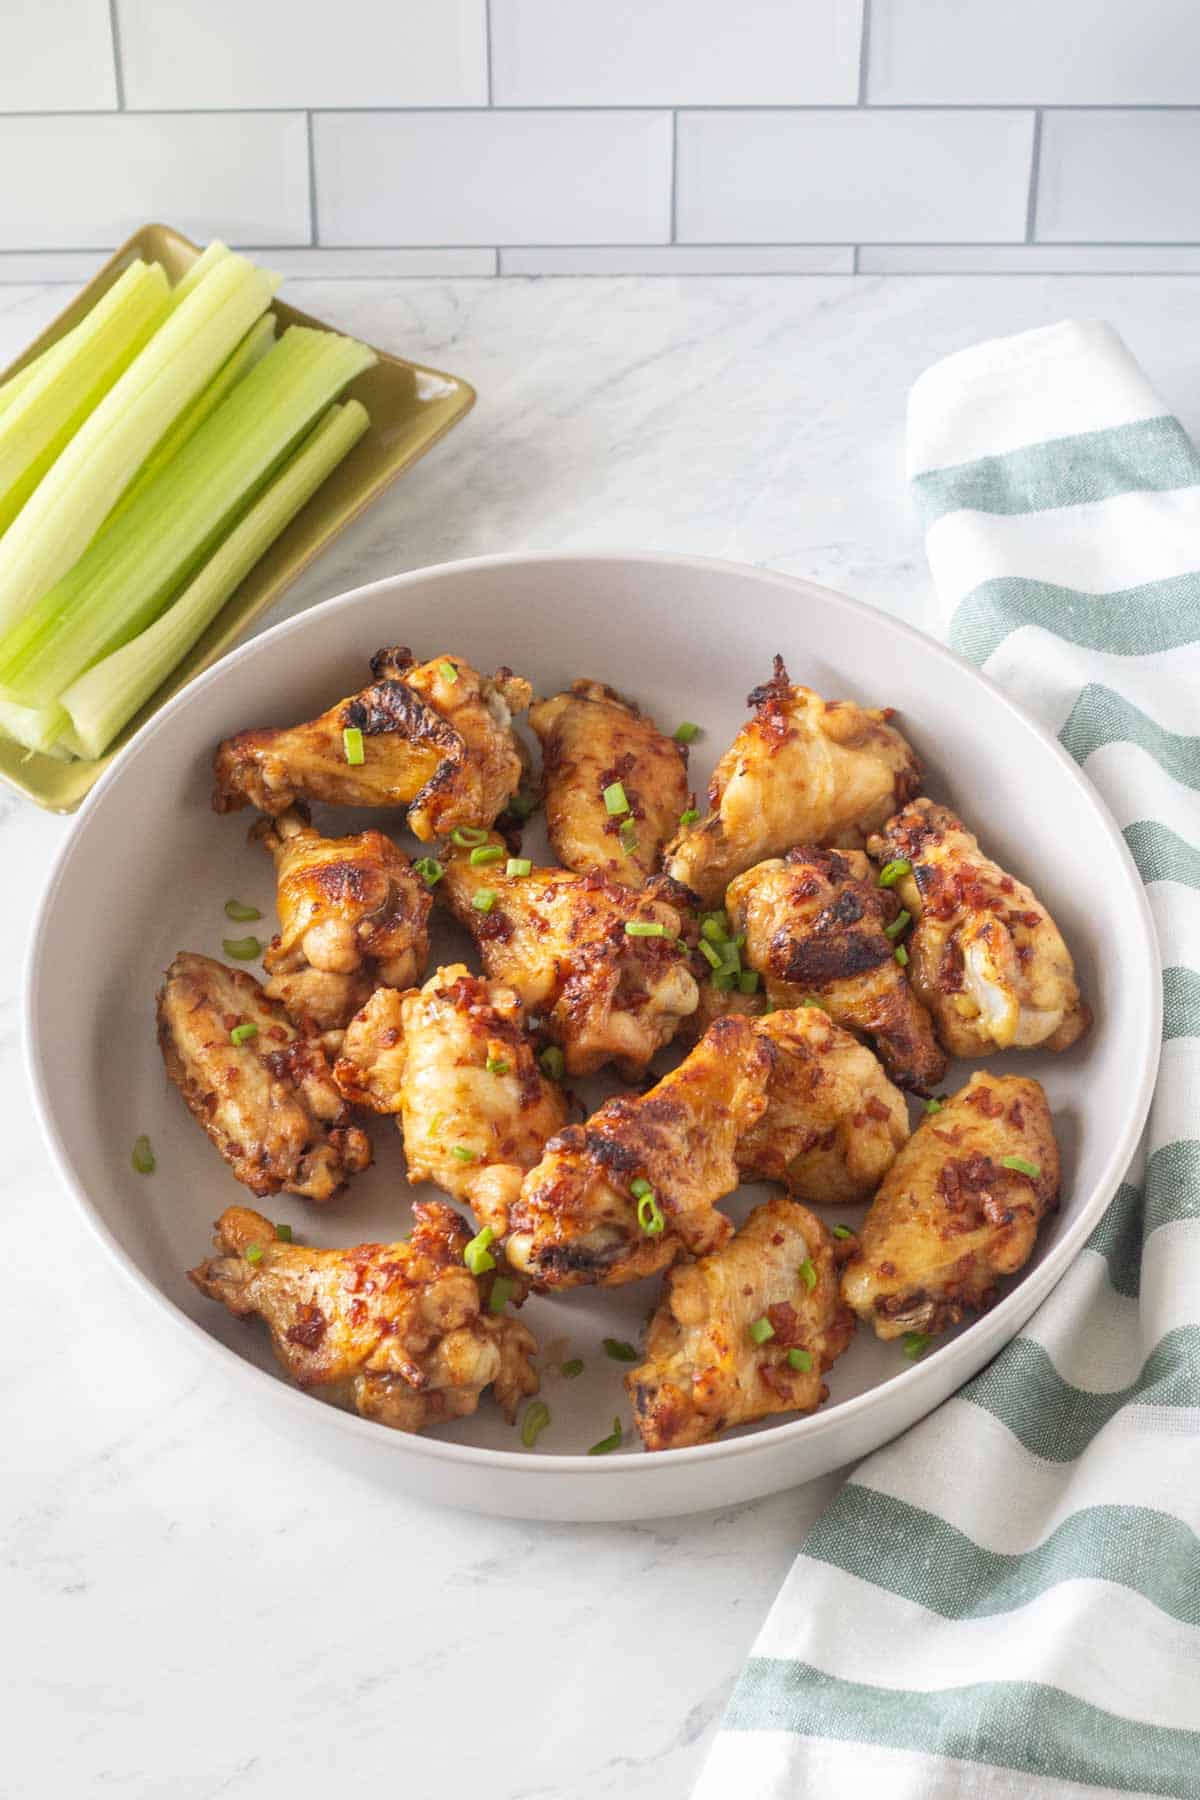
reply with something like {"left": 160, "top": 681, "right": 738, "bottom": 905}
{"left": 841, "top": 1071, "right": 1060, "bottom": 1340}
{"left": 868, "top": 799, "right": 1090, "bottom": 1057}
{"left": 504, "top": 1015, "right": 774, "bottom": 1288}
{"left": 663, "top": 657, "right": 922, "bottom": 905}
{"left": 157, "top": 953, "right": 370, "bottom": 1202}
{"left": 213, "top": 649, "right": 532, "bottom": 840}
{"left": 739, "top": 1007, "right": 909, "bottom": 1203}
{"left": 528, "top": 679, "right": 690, "bottom": 887}
{"left": 333, "top": 966, "right": 569, "bottom": 1235}
{"left": 628, "top": 1198, "right": 856, "bottom": 1451}
{"left": 189, "top": 1201, "right": 537, "bottom": 1432}
{"left": 256, "top": 809, "right": 432, "bottom": 1037}
{"left": 438, "top": 833, "right": 698, "bottom": 1078}
{"left": 726, "top": 848, "right": 945, "bottom": 1091}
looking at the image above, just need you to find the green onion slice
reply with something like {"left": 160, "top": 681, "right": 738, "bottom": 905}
{"left": 506, "top": 857, "right": 532, "bottom": 878}
{"left": 603, "top": 1338, "right": 639, "bottom": 1363}
{"left": 438, "top": 660, "right": 458, "bottom": 683}
{"left": 539, "top": 1044, "right": 566, "bottom": 1081}
{"left": 560, "top": 1357, "right": 585, "bottom": 1379}
{"left": 903, "top": 1331, "right": 932, "bottom": 1360}
{"left": 451, "top": 825, "right": 489, "bottom": 847}
{"left": 472, "top": 889, "right": 498, "bottom": 914}
{"left": 469, "top": 844, "right": 504, "bottom": 867}
{"left": 244, "top": 1243, "right": 264, "bottom": 1265}
{"left": 878, "top": 858, "right": 912, "bottom": 888}
{"left": 679, "top": 807, "right": 700, "bottom": 827}
{"left": 748, "top": 1316, "right": 775, "bottom": 1346}
{"left": 924, "top": 1095, "right": 946, "bottom": 1115}
{"left": 452, "top": 1145, "right": 478, "bottom": 1165}
{"left": 637, "top": 1191, "right": 665, "bottom": 1235}
{"left": 587, "top": 1417, "right": 623, "bottom": 1456}
{"left": 884, "top": 909, "right": 912, "bottom": 941}
{"left": 414, "top": 857, "right": 443, "bottom": 887}
{"left": 630, "top": 1176, "right": 653, "bottom": 1199}
{"left": 711, "top": 970, "right": 737, "bottom": 992}
{"left": 463, "top": 1223, "right": 495, "bottom": 1273}
{"left": 230, "top": 1021, "right": 258, "bottom": 1046}
{"left": 625, "top": 920, "right": 667, "bottom": 938}
{"left": 619, "top": 819, "right": 639, "bottom": 854}
{"left": 1001, "top": 1155, "right": 1041, "bottom": 1178}
{"left": 699, "top": 939, "right": 723, "bottom": 969}
{"left": 832, "top": 1224, "right": 856, "bottom": 1240}
{"left": 509, "top": 791, "right": 537, "bottom": 820}
{"left": 131, "top": 1134, "right": 155, "bottom": 1174}
{"left": 223, "top": 898, "right": 262, "bottom": 922}
{"left": 222, "top": 935, "right": 261, "bottom": 961}
{"left": 486, "top": 1056, "right": 510, "bottom": 1076}
{"left": 787, "top": 1348, "right": 814, "bottom": 1372}
{"left": 342, "top": 725, "right": 365, "bottom": 766}
{"left": 673, "top": 721, "right": 700, "bottom": 744}
{"left": 799, "top": 1258, "right": 818, "bottom": 1292}
{"left": 738, "top": 969, "right": 760, "bottom": 995}
{"left": 603, "top": 781, "right": 629, "bottom": 816}
{"left": 894, "top": 944, "right": 910, "bottom": 967}
{"left": 488, "top": 1276, "right": 515, "bottom": 1314}
{"left": 520, "top": 1400, "right": 551, "bottom": 1448}
{"left": 274, "top": 1222, "right": 293, "bottom": 1243}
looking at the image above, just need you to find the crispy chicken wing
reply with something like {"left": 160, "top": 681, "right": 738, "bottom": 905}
{"left": 157, "top": 953, "right": 371, "bottom": 1202}
{"left": 663, "top": 657, "right": 921, "bottom": 905}
{"left": 726, "top": 848, "right": 945, "bottom": 1091}
{"left": 739, "top": 1006, "right": 909, "bottom": 1203}
{"left": 529, "top": 679, "right": 690, "bottom": 886}
{"left": 504, "top": 1015, "right": 774, "bottom": 1288}
{"left": 438, "top": 833, "right": 698, "bottom": 1077}
{"left": 189, "top": 1201, "right": 537, "bottom": 1431}
{"left": 213, "top": 649, "right": 532, "bottom": 840}
{"left": 841, "top": 1071, "right": 1060, "bottom": 1339}
{"left": 256, "top": 808, "right": 431, "bottom": 1036}
{"left": 333, "top": 967, "right": 569, "bottom": 1234}
{"left": 628, "top": 1198, "right": 856, "bottom": 1450}
{"left": 868, "top": 799, "right": 1090, "bottom": 1057}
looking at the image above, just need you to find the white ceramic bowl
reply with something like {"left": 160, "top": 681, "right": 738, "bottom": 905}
{"left": 27, "top": 553, "right": 1160, "bottom": 1521}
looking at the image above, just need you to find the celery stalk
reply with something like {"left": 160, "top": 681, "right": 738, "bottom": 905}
{"left": 169, "top": 240, "right": 233, "bottom": 309}
{"left": 0, "top": 251, "right": 279, "bottom": 640}
{"left": 63, "top": 400, "right": 370, "bottom": 757}
{"left": 0, "top": 325, "right": 375, "bottom": 707}
{"left": 0, "top": 260, "right": 170, "bottom": 536}
{"left": 0, "top": 693, "right": 67, "bottom": 756}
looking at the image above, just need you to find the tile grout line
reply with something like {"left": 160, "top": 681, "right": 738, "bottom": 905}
{"left": 106, "top": 0, "right": 126, "bottom": 109}
{"left": 857, "top": 0, "right": 873, "bottom": 105}
{"left": 306, "top": 111, "right": 319, "bottom": 246}
{"left": 12, "top": 102, "right": 1200, "bottom": 118}
{"left": 484, "top": 0, "right": 494, "bottom": 105}
{"left": 670, "top": 110, "right": 679, "bottom": 243}
{"left": 1025, "top": 108, "right": 1044, "bottom": 243}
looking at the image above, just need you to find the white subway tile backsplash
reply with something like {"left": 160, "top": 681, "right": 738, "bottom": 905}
{"left": 859, "top": 245, "right": 1200, "bottom": 273}
{"left": 248, "top": 249, "right": 497, "bottom": 277}
{"left": 677, "top": 110, "right": 1034, "bottom": 244}
{"left": 501, "top": 246, "right": 854, "bottom": 274}
{"left": 870, "top": 0, "right": 1200, "bottom": 104}
{"left": 0, "top": 115, "right": 311, "bottom": 251}
{"left": 315, "top": 111, "right": 672, "bottom": 246}
{"left": 117, "top": 0, "right": 487, "bottom": 110}
{"left": 491, "top": 0, "right": 862, "bottom": 106}
{"left": 0, "top": 0, "right": 116, "bottom": 111}
{"left": 1038, "top": 111, "right": 1200, "bottom": 243}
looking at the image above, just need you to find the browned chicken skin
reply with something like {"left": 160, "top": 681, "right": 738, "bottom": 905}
{"left": 529, "top": 679, "right": 690, "bottom": 887}
{"left": 256, "top": 808, "right": 432, "bottom": 1036}
{"left": 628, "top": 1198, "right": 856, "bottom": 1451}
{"left": 333, "top": 966, "right": 568, "bottom": 1235}
{"left": 842, "top": 1071, "right": 1060, "bottom": 1339}
{"left": 213, "top": 649, "right": 532, "bottom": 841}
{"left": 157, "top": 953, "right": 371, "bottom": 1202}
{"left": 189, "top": 1202, "right": 538, "bottom": 1432}
{"left": 726, "top": 848, "right": 946, "bottom": 1091}
{"left": 868, "top": 799, "right": 1089, "bottom": 1058}
{"left": 663, "top": 657, "right": 922, "bottom": 905}
{"left": 438, "top": 833, "right": 698, "bottom": 1078}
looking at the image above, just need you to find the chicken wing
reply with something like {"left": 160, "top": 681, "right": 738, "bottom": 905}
{"left": 504, "top": 1014, "right": 774, "bottom": 1289}
{"left": 841, "top": 1071, "right": 1060, "bottom": 1340}
{"left": 867, "top": 799, "right": 1090, "bottom": 1057}
{"left": 189, "top": 1201, "right": 538, "bottom": 1432}
{"left": 628, "top": 1197, "right": 856, "bottom": 1451}
{"left": 256, "top": 808, "right": 431, "bottom": 1036}
{"left": 739, "top": 1006, "right": 909, "bottom": 1203}
{"left": 157, "top": 952, "right": 371, "bottom": 1202}
{"left": 213, "top": 649, "right": 532, "bottom": 840}
{"left": 663, "top": 657, "right": 921, "bottom": 905}
{"left": 528, "top": 679, "right": 690, "bottom": 887}
{"left": 438, "top": 834, "right": 698, "bottom": 1077}
{"left": 333, "top": 966, "right": 569, "bottom": 1235}
{"left": 726, "top": 848, "right": 945, "bottom": 1091}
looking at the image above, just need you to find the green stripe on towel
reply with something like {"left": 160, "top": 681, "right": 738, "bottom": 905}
{"left": 1124, "top": 819, "right": 1200, "bottom": 890}
{"left": 1059, "top": 684, "right": 1200, "bottom": 789}
{"left": 949, "top": 571, "right": 1200, "bottom": 668}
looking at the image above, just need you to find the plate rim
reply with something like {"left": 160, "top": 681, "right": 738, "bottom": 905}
{"left": 24, "top": 548, "right": 1163, "bottom": 1477}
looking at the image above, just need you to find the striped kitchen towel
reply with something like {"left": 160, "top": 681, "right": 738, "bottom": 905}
{"left": 694, "top": 320, "right": 1200, "bottom": 1800}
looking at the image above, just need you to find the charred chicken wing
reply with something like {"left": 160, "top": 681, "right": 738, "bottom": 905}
{"left": 213, "top": 649, "right": 532, "bottom": 840}
{"left": 157, "top": 952, "right": 371, "bottom": 1202}
{"left": 628, "top": 1197, "right": 856, "bottom": 1451}
{"left": 256, "top": 808, "right": 431, "bottom": 1036}
{"left": 726, "top": 848, "right": 945, "bottom": 1091}
{"left": 868, "top": 800, "right": 1089, "bottom": 1057}
{"left": 841, "top": 1071, "right": 1060, "bottom": 1339}
{"left": 438, "top": 833, "right": 698, "bottom": 1077}
{"left": 189, "top": 1201, "right": 537, "bottom": 1432}
{"left": 529, "top": 679, "right": 690, "bottom": 887}
{"left": 664, "top": 657, "right": 921, "bottom": 905}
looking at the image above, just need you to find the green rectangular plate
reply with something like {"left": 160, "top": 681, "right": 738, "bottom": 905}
{"left": 0, "top": 222, "right": 475, "bottom": 812}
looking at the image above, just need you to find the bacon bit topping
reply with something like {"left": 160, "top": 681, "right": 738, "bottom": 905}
{"left": 964, "top": 1085, "right": 1005, "bottom": 1118}
{"left": 285, "top": 1303, "right": 327, "bottom": 1350}
{"left": 766, "top": 1300, "right": 804, "bottom": 1345}
{"left": 865, "top": 1096, "right": 892, "bottom": 1122}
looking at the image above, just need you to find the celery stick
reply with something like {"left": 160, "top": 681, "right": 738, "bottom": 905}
{"left": 63, "top": 400, "right": 370, "bottom": 757}
{"left": 0, "top": 692, "right": 67, "bottom": 756}
{"left": 0, "top": 260, "right": 170, "bottom": 537}
{"left": 0, "top": 326, "right": 375, "bottom": 706}
{"left": 0, "top": 251, "right": 279, "bottom": 640}
{"left": 0, "top": 329, "right": 83, "bottom": 417}
{"left": 169, "top": 240, "right": 233, "bottom": 309}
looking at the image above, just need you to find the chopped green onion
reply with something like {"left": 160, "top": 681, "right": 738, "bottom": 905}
{"left": 560, "top": 1358, "right": 585, "bottom": 1379}
{"left": 749, "top": 1317, "right": 775, "bottom": 1346}
{"left": 894, "top": 945, "right": 909, "bottom": 967}
{"left": 463, "top": 1223, "right": 494, "bottom": 1273}
{"left": 801, "top": 997, "right": 828, "bottom": 1011}
{"left": 832, "top": 1225, "right": 856, "bottom": 1240}
{"left": 603, "top": 780, "right": 629, "bottom": 816}
{"left": 488, "top": 1276, "right": 515, "bottom": 1314}
{"left": 630, "top": 1176, "right": 653, "bottom": 1199}
{"left": 885, "top": 909, "right": 912, "bottom": 940}
{"left": 619, "top": 819, "right": 639, "bottom": 854}
{"left": 701, "top": 917, "right": 728, "bottom": 945}
{"left": 711, "top": 970, "right": 737, "bottom": 992}
{"left": 1001, "top": 1156, "right": 1041, "bottom": 1178}
{"left": 799, "top": 1258, "right": 818, "bottom": 1292}
{"left": 588, "top": 1417, "right": 623, "bottom": 1456}
{"left": 878, "top": 858, "right": 912, "bottom": 888}
{"left": 244, "top": 1243, "right": 264, "bottom": 1265}
{"left": 539, "top": 1045, "right": 566, "bottom": 1081}
{"left": 131, "top": 1134, "right": 155, "bottom": 1174}
{"left": 673, "top": 721, "right": 700, "bottom": 744}
{"left": 452, "top": 1146, "right": 478, "bottom": 1166}
{"left": 699, "top": 939, "right": 723, "bottom": 969}
{"left": 414, "top": 857, "right": 443, "bottom": 887}
{"left": 520, "top": 1400, "right": 551, "bottom": 1448}
{"left": 679, "top": 807, "right": 700, "bottom": 827}
{"left": 472, "top": 889, "right": 498, "bottom": 914}
{"left": 924, "top": 1096, "right": 946, "bottom": 1115}
{"left": 509, "top": 791, "right": 537, "bottom": 820}
{"left": 738, "top": 969, "right": 760, "bottom": 995}
{"left": 469, "top": 843, "right": 504, "bottom": 867}
{"left": 224, "top": 898, "right": 262, "bottom": 921}
{"left": 625, "top": 920, "right": 667, "bottom": 938}
{"left": 223, "top": 935, "right": 261, "bottom": 961}
{"left": 902, "top": 1332, "right": 932, "bottom": 1360}
{"left": 637, "top": 1191, "right": 665, "bottom": 1235}
{"left": 603, "top": 1338, "right": 639, "bottom": 1363}
{"left": 230, "top": 1021, "right": 258, "bottom": 1046}
{"left": 342, "top": 726, "right": 364, "bottom": 766}
{"left": 506, "top": 857, "right": 532, "bottom": 877}
{"left": 427, "top": 1112, "right": 443, "bottom": 1137}
{"left": 274, "top": 1222, "right": 293, "bottom": 1243}
{"left": 486, "top": 1055, "right": 510, "bottom": 1076}
{"left": 787, "top": 1348, "right": 814, "bottom": 1372}
{"left": 452, "top": 826, "right": 489, "bottom": 847}
{"left": 438, "top": 660, "right": 458, "bottom": 683}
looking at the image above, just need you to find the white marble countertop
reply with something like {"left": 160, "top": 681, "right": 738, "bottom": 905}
{"left": 6, "top": 272, "right": 1200, "bottom": 1800}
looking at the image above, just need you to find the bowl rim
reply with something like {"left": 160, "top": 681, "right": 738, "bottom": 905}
{"left": 24, "top": 548, "right": 1163, "bottom": 1477}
